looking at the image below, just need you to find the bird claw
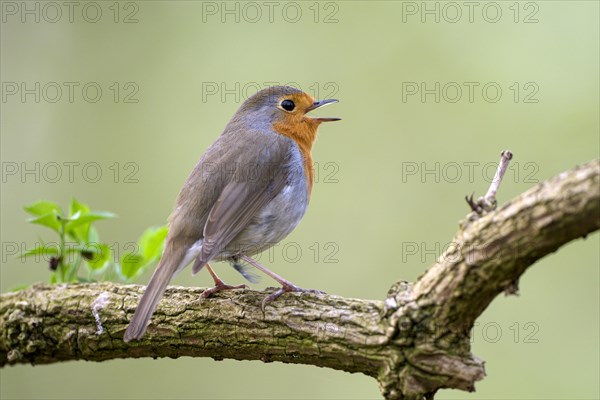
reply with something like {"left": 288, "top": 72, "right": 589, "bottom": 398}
{"left": 261, "top": 285, "right": 325, "bottom": 311}
{"left": 202, "top": 283, "right": 248, "bottom": 298}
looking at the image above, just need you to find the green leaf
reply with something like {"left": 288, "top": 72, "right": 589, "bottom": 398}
{"left": 66, "top": 211, "right": 116, "bottom": 229}
{"left": 84, "top": 243, "right": 111, "bottom": 270}
{"left": 138, "top": 226, "right": 168, "bottom": 262}
{"left": 114, "top": 226, "right": 167, "bottom": 282}
{"left": 65, "top": 210, "right": 82, "bottom": 221}
{"left": 19, "top": 244, "right": 59, "bottom": 259}
{"left": 88, "top": 226, "right": 100, "bottom": 243}
{"left": 69, "top": 198, "right": 90, "bottom": 217}
{"left": 66, "top": 198, "right": 91, "bottom": 242}
{"left": 24, "top": 200, "right": 62, "bottom": 217}
{"left": 119, "top": 253, "right": 145, "bottom": 280}
{"left": 27, "top": 212, "right": 62, "bottom": 233}
{"left": 65, "top": 198, "right": 115, "bottom": 243}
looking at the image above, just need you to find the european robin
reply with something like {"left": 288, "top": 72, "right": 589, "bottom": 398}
{"left": 124, "top": 86, "right": 340, "bottom": 341}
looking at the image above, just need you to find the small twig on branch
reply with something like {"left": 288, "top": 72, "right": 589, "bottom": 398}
{"left": 485, "top": 150, "right": 513, "bottom": 203}
{"left": 466, "top": 150, "right": 513, "bottom": 214}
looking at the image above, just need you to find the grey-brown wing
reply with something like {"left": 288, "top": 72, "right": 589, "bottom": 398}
{"left": 191, "top": 162, "right": 288, "bottom": 273}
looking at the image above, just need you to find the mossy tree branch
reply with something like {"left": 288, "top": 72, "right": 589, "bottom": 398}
{"left": 1, "top": 158, "right": 598, "bottom": 400}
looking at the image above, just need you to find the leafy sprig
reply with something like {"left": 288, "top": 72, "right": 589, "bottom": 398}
{"left": 20, "top": 199, "right": 167, "bottom": 283}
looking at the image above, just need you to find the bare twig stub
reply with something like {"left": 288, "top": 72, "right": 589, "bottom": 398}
{"left": 466, "top": 150, "right": 513, "bottom": 215}
{"left": 485, "top": 150, "right": 513, "bottom": 203}
{"left": 1, "top": 158, "right": 599, "bottom": 400}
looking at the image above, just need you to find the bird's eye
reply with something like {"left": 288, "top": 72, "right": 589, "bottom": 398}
{"left": 280, "top": 99, "right": 295, "bottom": 111}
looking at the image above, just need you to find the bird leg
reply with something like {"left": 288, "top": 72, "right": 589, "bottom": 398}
{"left": 201, "top": 263, "right": 248, "bottom": 298}
{"left": 239, "top": 255, "right": 324, "bottom": 310}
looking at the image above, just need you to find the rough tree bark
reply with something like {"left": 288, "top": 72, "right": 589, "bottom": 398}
{"left": 1, "top": 157, "right": 599, "bottom": 400}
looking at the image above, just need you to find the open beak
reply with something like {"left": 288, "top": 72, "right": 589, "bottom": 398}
{"left": 306, "top": 99, "right": 341, "bottom": 122}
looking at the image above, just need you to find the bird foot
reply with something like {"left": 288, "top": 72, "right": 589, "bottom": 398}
{"left": 202, "top": 283, "right": 248, "bottom": 298}
{"left": 261, "top": 284, "right": 325, "bottom": 311}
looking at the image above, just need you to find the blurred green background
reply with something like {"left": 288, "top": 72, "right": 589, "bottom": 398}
{"left": 1, "top": 1, "right": 598, "bottom": 399}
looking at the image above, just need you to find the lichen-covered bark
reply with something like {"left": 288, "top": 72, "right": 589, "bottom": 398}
{"left": 0, "top": 283, "right": 391, "bottom": 373}
{"left": 1, "top": 159, "right": 598, "bottom": 400}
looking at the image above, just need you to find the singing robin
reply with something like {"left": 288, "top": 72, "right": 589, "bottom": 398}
{"left": 124, "top": 85, "right": 340, "bottom": 341}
